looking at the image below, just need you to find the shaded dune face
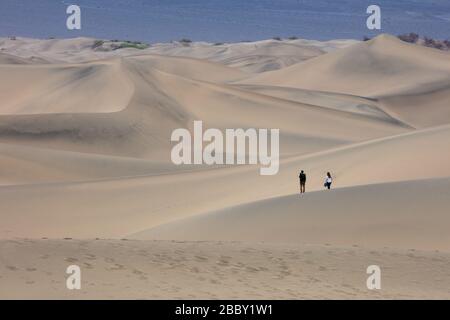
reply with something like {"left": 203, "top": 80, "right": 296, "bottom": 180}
{"left": 239, "top": 34, "right": 450, "bottom": 128}
{"left": 0, "top": 44, "right": 408, "bottom": 163}
{"left": 0, "top": 61, "right": 135, "bottom": 115}
{"left": 239, "top": 35, "right": 450, "bottom": 95}
{"left": 134, "top": 177, "right": 450, "bottom": 251}
{"left": 0, "top": 34, "right": 448, "bottom": 248}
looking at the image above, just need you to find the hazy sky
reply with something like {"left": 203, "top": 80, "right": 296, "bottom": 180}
{"left": 0, "top": 0, "right": 449, "bottom": 42}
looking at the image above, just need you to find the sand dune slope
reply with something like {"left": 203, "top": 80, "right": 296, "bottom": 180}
{"left": 0, "top": 37, "right": 447, "bottom": 243}
{"left": 377, "top": 84, "right": 450, "bottom": 128}
{"left": 0, "top": 142, "right": 185, "bottom": 186}
{"left": 147, "top": 39, "right": 326, "bottom": 73}
{"left": 0, "top": 124, "right": 449, "bottom": 239}
{"left": 0, "top": 37, "right": 358, "bottom": 71}
{"left": 133, "top": 177, "right": 450, "bottom": 251}
{"left": 0, "top": 35, "right": 449, "bottom": 300}
{"left": 282, "top": 124, "right": 450, "bottom": 189}
{"left": 0, "top": 55, "right": 246, "bottom": 158}
{"left": 0, "top": 37, "right": 125, "bottom": 64}
{"left": 0, "top": 53, "right": 407, "bottom": 161}
{"left": 0, "top": 60, "right": 134, "bottom": 115}
{"left": 233, "top": 84, "right": 391, "bottom": 121}
{"left": 0, "top": 52, "right": 35, "bottom": 64}
{"left": 240, "top": 34, "right": 450, "bottom": 96}
{"left": 239, "top": 34, "right": 450, "bottom": 128}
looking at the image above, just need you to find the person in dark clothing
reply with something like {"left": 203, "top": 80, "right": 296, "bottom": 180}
{"left": 299, "top": 170, "right": 306, "bottom": 194}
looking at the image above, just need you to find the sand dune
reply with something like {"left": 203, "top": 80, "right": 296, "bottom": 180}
{"left": 0, "top": 52, "right": 34, "bottom": 64}
{"left": 0, "top": 51, "right": 407, "bottom": 161}
{"left": 377, "top": 83, "right": 450, "bottom": 128}
{"left": 0, "top": 60, "right": 134, "bottom": 115}
{"left": 240, "top": 35, "right": 450, "bottom": 96}
{"left": 239, "top": 35, "right": 450, "bottom": 128}
{"left": 134, "top": 177, "right": 450, "bottom": 251}
{"left": 0, "top": 35, "right": 449, "bottom": 299}
{"left": 0, "top": 36, "right": 448, "bottom": 238}
{"left": 0, "top": 36, "right": 357, "bottom": 71}
{"left": 232, "top": 84, "right": 393, "bottom": 122}
{"left": 0, "top": 142, "right": 189, "bottom": 186}
{"left": 1, "top": 124, "right": 448, "bottom": 240}
{"left": 146, "top": 39, "right": 327, "bottom": 73}
{"left": 0, "top": 37, "right": 124, "bottom": 64}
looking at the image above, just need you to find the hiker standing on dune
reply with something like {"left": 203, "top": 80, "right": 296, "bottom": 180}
{"left": 324, "top": 172, "right": 333, "bottom": 190}
{"left": 299, "top": 170, "right": 306, "bottom": 194}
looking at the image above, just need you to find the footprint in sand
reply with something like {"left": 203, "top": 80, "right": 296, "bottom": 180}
{"left": 101, "top": 283, "right": 115, "bottom": 287}
{"left": 132, "top": 269, "right": 145, "bottom": 276}
{"left": 342, "top": 283, "right": 353, "bottom": 288}
{"left": 85, "top": 254, "right": 96, "bottom": 261}
{"left": 109, "top": 263, "right": 126, "bottom": 271}
{"left": 194, "top": 256, "right": 208, "bottom": 262}
{"left": 308, "top": 276, "right": 321, "bottom": 283}
{"left": 6, "top": 266, "right": 18, "bottom": 271}
{"left": 245, "top": 266, "right": 259, "bottom": 272}
{"left": 217, "top": 259, "right": 230, "bottom": 266}
{"left": 191, "top": 267, "right": 200, "bottom": 273}
{"left": 431, "top": 257, "right": 444, "bottom": 262}
{"left": 65, "top": 257, "right": 78, "bottom": 263}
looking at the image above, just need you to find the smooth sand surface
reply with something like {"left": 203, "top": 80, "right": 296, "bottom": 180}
{"left": 239, "top": 34, "right": 450, "bottom": 128}
{"left": 134, "top": 178, "right": 450, "bottom": 251}
{"left": 0, "top": 34, "right": 449, "bottom": 299}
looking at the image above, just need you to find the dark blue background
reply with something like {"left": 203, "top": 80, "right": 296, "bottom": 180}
{"left": 0, "top": 0, "right": 448, "bottom": 42}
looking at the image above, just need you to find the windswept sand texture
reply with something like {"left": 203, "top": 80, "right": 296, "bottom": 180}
{"left": 0, "top": 35, "right": 449, "bottom": 299}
